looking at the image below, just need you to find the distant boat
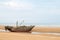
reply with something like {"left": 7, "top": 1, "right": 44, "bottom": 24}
{"left": 5, "top": 25, "right": 35, "bottom": 32}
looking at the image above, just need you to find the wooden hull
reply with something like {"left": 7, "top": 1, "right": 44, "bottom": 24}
{"left": 5, "top": 26, "right": 35, "bottom": 32}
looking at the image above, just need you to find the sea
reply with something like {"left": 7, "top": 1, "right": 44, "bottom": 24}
{"left": 0, "top": 23, "right": 60, "bottom": 27}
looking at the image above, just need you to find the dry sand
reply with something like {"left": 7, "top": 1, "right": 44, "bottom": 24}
{"left": 32, "top": 27, "right": 60, "bottom": 32}
{"left": 0, "top": 32, "right": 60, "bottom": 40}
{"left": 0, "top": 25, "right": 5, "bottom": 30}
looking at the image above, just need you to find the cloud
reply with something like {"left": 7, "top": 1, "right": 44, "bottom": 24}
{"left": 0, "top": 0, "right": 32, "bottom": 9}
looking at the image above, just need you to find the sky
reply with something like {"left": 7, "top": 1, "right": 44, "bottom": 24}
{"left": 0, "top": 0, "right": 60, "bottom": 25}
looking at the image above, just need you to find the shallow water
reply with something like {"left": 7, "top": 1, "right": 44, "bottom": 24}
{"left": 32, "top": 32, "right": 60, "bottom": 36}
{"left": 0, "top": 29, "right": 9, "bottom": 32}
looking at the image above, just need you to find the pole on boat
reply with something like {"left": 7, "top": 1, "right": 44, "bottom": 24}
{"left": 20, "top": 20, "right": 24, "bottom": 26}
{"left": 16, "top": 20, "right": 18, "bottom": 27}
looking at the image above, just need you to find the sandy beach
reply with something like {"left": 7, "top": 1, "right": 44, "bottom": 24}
{"left": 0, "top": 32, "right": 60, "bottom": 40}
{"left": 32, "top": 26, "right": 60, "bottom": 32}
{"left": 0, "top": 25, "right": 60, "bottom": 40}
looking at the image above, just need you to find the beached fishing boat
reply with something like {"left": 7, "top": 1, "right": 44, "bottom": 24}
{"left": 5, "top": 20, "right": 35, "bottom": 32}
{"left": 5, "top": 25, "right": 34, "bottom": 32}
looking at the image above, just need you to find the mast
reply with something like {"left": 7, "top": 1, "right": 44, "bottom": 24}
{"left": 20, "top": 20, "right": 24, "bottom": 25}
{"left": 16, "top": 20, "right": 18, "bottom": 27}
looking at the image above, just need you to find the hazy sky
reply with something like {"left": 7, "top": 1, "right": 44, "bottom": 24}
{"left": 0, "top": 0, "right": 60, "bottom": 25}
